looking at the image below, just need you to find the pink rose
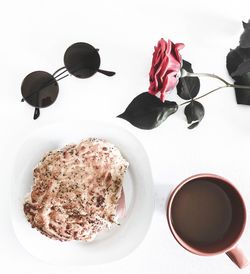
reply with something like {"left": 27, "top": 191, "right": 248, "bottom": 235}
{"left": 148, "top": 38, "right": 184, "bottom": 102}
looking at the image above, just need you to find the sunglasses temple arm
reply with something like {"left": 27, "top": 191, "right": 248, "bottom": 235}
{"left": 97, "top": 69, "right": 116, "bottom": 77}
{"left": 33, "top": 108, "right": 40, "bottom": 120}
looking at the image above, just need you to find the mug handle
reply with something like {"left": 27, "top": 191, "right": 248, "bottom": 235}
{"left": 226, "top": 246, "right": 249, "bottom": 269}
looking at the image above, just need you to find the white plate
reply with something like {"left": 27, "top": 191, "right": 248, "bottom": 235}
{"left": 10, "top": 120, "right": 154, "bottom": 266}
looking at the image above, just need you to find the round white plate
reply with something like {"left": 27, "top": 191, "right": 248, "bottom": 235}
{"left": 10, "top": 120, "right": 154, "bottom": 266}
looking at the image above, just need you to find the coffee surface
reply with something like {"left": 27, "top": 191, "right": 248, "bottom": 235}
{"left": 171, "top": 179, "right": 232, "bottom": 246}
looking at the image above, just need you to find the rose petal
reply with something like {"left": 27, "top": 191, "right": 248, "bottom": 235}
{"left": 148, "top": 38, "right": 184, "bottom": 100}
{"left": 160, "top": 75, "right": 177, "bottom": 100}
{"left": 174, "top": 43, "right": 185, "bottom": 63}
{"left": 168, "top": 54, "right": 182, "bottom": 72}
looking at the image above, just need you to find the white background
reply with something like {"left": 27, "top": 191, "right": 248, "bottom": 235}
{"left": 1, "top": 0, "right": 250, "bottom": 273}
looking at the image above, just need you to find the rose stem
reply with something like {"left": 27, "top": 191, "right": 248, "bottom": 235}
{"left": 179, "top": 71, "right": 250, "bottom": 107}
{"left": 179, "top": 86, "right": 227, "bottom": 106}
{"left": 185, "top": 71, "right": 230, "bottom": 85}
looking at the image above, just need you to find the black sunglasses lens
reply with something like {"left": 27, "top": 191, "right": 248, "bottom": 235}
{"left": 64, "top": 42, "right": 100, "bottom": 78}
{"left": 21, "top": 71, "right": 59, "bottom": 108}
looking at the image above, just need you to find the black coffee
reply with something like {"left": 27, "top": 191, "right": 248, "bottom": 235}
{"left": 171, "top": 178, "right": 233, "bottom": 247}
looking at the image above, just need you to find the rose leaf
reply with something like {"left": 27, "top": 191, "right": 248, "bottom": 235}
{"left": 177, "top": 60, "right": 200, "bottom": 100}
{"left": 240, "top": 20, "right": 250, "bottom": 48}
{"left": 227, "top": 47, "right": 250, "bottom": 77}
{"left": 231, "top": 59, "right": 250, "bottom": 77}
{"left": 227, "top": 20, "right": 250, "bottom": 105}
{"left": 234, "top": 72, "right": 250, "bottom": 105}
{"left": 117, "top": 92, "right": 178, "bottom": 129}
{"left": 227, "top": 48, "right": 244, "bottom": 77}
{"left": 243, "top": 20, "right": 250, "bottom": 30}
{"left": 184, "top": 100, "right": 205, "bottom": 129}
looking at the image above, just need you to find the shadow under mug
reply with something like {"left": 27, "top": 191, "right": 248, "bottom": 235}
{"left": 167, "top": 173, "right": 248, "bottom": 269}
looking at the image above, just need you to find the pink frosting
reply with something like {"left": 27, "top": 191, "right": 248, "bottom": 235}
{"left": 148, "top": 38, "right": 184, "bottom": 102}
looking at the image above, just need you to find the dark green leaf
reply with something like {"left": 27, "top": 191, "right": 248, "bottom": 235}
{"left": 240, "top": 20, "right": 250, "bottom": 48}
{"left": 243, "top": 20, "right": 250, "bottom": 29}
{"left": 184, "top": 100, "right": 205, "bottom": 129}
{"left": 182, "top": 60, "right": 192, "bottom": 72}
{"left": 117, "top": 92, "right": 178, "bottom": 130}
{"left": 187, "top": 122, "right": 200, "bottom": 129}
{"left": 234, "top": 72, "right": 250, "bottom": 105}
{"left": 231, "top": 59, "right": 250, "bottom": 77}
{"left": 226, "top": 47, "right": 250, "bottom": 77}
{"left": 177, "top": 60, "right": 200, "bottom": 100}
{"left": 227, "top": 21, "right": 250, "bottom": 105}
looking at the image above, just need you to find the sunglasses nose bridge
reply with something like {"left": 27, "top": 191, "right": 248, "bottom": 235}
{"left": 53, "top": 67, "right": 70, "bottom": 82}
{"left": 53, "top": 66, "right": 68, "bottom": 78}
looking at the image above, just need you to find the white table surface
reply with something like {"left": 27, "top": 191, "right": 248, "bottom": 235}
{"left": 2, "top": 0, "right": 250, "bottom": 273}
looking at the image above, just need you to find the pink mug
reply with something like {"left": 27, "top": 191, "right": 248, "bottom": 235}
{"left": 167, "top": 173, "right": 248, "bottom": 269}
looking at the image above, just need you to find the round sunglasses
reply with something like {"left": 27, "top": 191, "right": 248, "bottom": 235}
{"left": 21, "top": 42, "right": 115, "bottom": 119}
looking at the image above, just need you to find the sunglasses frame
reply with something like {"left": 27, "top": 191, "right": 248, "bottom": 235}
{"left": 21, "top": 42, "right": 115, "bottom": 119}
